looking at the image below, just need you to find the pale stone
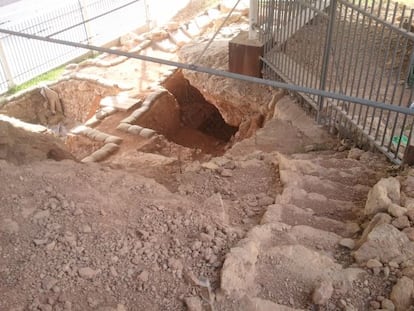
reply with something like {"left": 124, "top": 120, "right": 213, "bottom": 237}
{"left": 366, "top": 259, "right": 383, "bottom": 269}
{"left": 365, "top": 177, "right": 400, "bottom": 216}
{"left": 348, "top": 148, "right": 365, "bottom": 160}
{"left": 78, "top": 267, "right": 98, "bottom": 280}
{"left": 354, "top": 224, "right": 414, "bottom": 264}
{"left": 403, "top": 228, "right": 414, "bottom": 241}
{"left": 392, "top": 216, "right": 410, "bottom": 230}
{"left": 1, "top": 218, "right": 19, "bottom": 234}
{"left": 357, "top": 213, "right": 392, "bottom": 247}
{"left": 184, "top": 296, "right": 202, "bottom": 311}
{"left": 312, "top": 280, "right": 334, "bottom": 305}
{"left": 339, "top": 238, "right": 355, "bottom": 250}
{"left": 388, "top": 205, "right": 407, "bottom": 218}
{"left": 381, "top": 298, "right": 395, "bottom": 311}
{"left": 390, "top": 276, "right": 414, "bottom": 311}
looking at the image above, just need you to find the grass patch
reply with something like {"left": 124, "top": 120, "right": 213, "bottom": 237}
{"left": 5, "top": 66, "right": 66, "bottom": 96}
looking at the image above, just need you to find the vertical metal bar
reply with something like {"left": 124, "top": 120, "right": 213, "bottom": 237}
{"left": 295, "top": 0, "right": 302, "bottom": 88}
{"left": 374, "top": 2, "right": 398, "bottom": 140}
{"left": 388, "top": 11, "right": 414, "bottom": 156}
{"left": 143, "top": 0, "right": 152, "bottom": 30}
{"left": 0, "top": 36, "right": 14, "bottom": 88}
{"left": 79, "top": 0, "right": 94, "bottom": 45}
{"left": 355, "top": 1, "right": 376, "bottom": 126}
{"left": 249, "top": 0, "right": 259, "bottom": 40}
{"left": 361, "top": 0, "right": 382, "bottom": 130}
{"left": 368, "top": 0, "right": 389, "bottom": 135}
{"left": 317, "top": 0, "right": 337, "bottom": 123}
{"left": 337, "top": 0, "right": 356, "bottom": 113}
{"left": 381, "top": 6, "right": 407, "bottom": 146}
{"left": 350, "top": 0, "right": 367, "bottom": 119}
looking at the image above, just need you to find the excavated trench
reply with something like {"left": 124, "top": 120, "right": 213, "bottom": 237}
{"left": 160, "top": 70, "right": 239, "bottom": 154}
{"left": 0, "top": 71, "right": 246, "bottom": 162}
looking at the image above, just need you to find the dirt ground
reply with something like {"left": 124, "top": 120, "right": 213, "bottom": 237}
{"left": 1, "top": 1, "right": 413, "bottom": 311}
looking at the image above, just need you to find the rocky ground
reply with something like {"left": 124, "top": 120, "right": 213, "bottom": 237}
{"left": 1, "top": 1, "right": 414, "bottom": 311}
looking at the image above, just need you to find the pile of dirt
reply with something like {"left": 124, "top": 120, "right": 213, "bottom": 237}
{"left": 0, "top": 117, "right": 75, "bottom": 165}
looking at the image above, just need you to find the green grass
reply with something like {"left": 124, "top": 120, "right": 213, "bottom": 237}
{"left": 4, "top": 65, "right": 66, "bottom": 96}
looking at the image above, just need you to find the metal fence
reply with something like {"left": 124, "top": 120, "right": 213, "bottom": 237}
{"left": 258, "top": 0, "right": 414, "bottom": 164}
{"left": 0, "top": 0, "right": 147, "bottom": 93}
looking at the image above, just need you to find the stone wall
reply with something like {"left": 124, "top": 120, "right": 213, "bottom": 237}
{"left": 0, "top": 77, "right": 120, "bottom": 127}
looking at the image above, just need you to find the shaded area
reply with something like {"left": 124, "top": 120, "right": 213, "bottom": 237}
{"left": 163, "top": 70, "right": 238, "bottom": 143}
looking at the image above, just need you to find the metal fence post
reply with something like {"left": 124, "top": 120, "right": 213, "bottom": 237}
{"left": 78, "top": 0, "right": 94, "bottom": 45}
{"left": 144, "top": 0, "right": 152, "bottom": 30}
{"left": 0, "top": 39, "right": 15, "bottom": 89}
{"left": 317, "top": 0, "right": 337, "bottom": 123}
{"left": 249, "top": 0, "right": 259, "bottom": 40}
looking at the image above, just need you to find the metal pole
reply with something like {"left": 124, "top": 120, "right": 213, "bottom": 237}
{"left": 0, "top": 38, "right": 15, "bottom": 88}
{"left": 78, "top": 0, "right": 94, "bottom": 45}
{"left": 249, "top": 0, "right": 258, "bottom": 40}
{"left": 317, "top": 0, "right": 337, "bottom": 123}
{"left": 143, "top": 0, "right": 152, "bottom": 31}
{"left": 0, "top": 27, "right": 413, "bottom": 117}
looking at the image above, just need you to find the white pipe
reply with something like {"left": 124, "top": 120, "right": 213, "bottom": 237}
{"left": 249, "top": 0, "right": 258, "bottom": 40}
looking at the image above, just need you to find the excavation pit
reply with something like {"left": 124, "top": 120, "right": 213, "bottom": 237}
{"left": 0, "top": 72, "right": 242, "bottom": 161}
{"left": 124, "top": 70, "right": 239, "bottom": 156}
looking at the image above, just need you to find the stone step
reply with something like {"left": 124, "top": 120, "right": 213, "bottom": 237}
{"left": 253, "top": 244, "right": 364, "bottom": 309}
{"left": 100, "top": 95, "right": 141, "bottom": 112}
{"left": 278, "top": 153, "right": 379, "bottom": 187}
{"left": 194, "top": 14, "right": 214, "bottom": 31}
{"left": 277, "top": 186, "right": 359, "bottom": 222}
{"left": 279, "top": 169, "right": 370, "bottom": 202}
{"left": 261, "top": 203, "right": 350, "bottom": 237}
{"left": 152, "top": 38, "right": 178, "bottom": 53}
{"left": 168, "top": 28, "right": 192, "bottom": 47}
{"left": 181, "top": 21, "right": 202, "bottom": 38}
{"left": 207, "top": 8, "right": 221, "bottom": 20}
{"left": 221, "top": 223, "right": 365, "bottom": 309}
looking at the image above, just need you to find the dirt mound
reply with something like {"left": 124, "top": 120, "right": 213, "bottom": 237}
{"left": 0, "top": 118, "right": 76, "bottom": 164}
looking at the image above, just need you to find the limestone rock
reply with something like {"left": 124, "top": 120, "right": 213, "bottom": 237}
{"left": 381, "top": 298, "right": 395, "bottom": 310}
{"left": 221, "top": 241, "right": 259, "bottom": 298}
{"left": 388, "top": 205, "right": 407, "bottom": 218}
{"left": 312, "top": 280, "right": 334, "bottom": 305}
{"left": 402, "top": 266, "right": 414, "bottom": 279}
{"left": 184, "top": 296, "right": 202, "bottom": 311}
{"left": 78, "top": 267, "right": 99, "bottom": 280}
{"left": 366, "top": 259, "right": 383, "bottom": 269}
{"left": 390, "top": 276, "right": 414, "bottom": 311}
{"left": 364, "top": 177, "right": 400, "bottom": 216}
{"left": 403, "top": 228, "right": 414, "bottom": 241}
{"left": 392, "top": 216, "right": 410, "bottom": 230}
{"left": 354, "top": 224, "right": 414, "bottom": 264}
{"left": 357, "top": 213, "right": 392, "bottom": 248}
{"left": 348, "top": 148, "right": 364, "bottom": 160}
{"left": 339, "top": 238, "right": 355, "bottom": 250}
{"left": 1, "top": 218, "right": 19, "bottom": 234}
{"left": 406, "top": 209, "right": 414, "bottom": 221}
{"left": 242, "top": 297, "right": 304, "bottom": 311}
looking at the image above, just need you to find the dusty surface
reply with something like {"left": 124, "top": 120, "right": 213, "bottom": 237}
{"left": 1, "top": 1, "right": 414, "bottom": 311}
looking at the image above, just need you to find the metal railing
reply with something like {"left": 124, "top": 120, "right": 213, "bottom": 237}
{"left": 258, "top": 0, "right": 414, "bottom": 164}
{"left": 0, "top": 0, "right": 147, "bottom": 93}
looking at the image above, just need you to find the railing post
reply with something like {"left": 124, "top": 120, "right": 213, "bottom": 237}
{"left": 249, "top": 0, "right": 259, "bottom": 40}
{"left": 317, "top": 0, "right": 337, "bottom": 124}
{"left": 0, "top": 38, "right": 15, "bottom": 89}
{"left": 143, "top": 0, "right": 152, "bottom": 30}
{"left": 78, "top": 0, "right": 94, "bottom": 46}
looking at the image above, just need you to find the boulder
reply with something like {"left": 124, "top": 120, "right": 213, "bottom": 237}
{"left": 364, "top": 177, "right": 400, "bottom": 216}
{"left": 354, "top": 224, "right": 414, "bottom": 264}
{"left": 390, "top": 276, "right": 414, "bottom": 311}
{"left": 357, "top": 213, "right": 392, "bottom": 248}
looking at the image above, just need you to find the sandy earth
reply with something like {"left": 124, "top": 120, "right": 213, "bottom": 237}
{"left": 1, "top": 1, "right": 414, "bottom": 311}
